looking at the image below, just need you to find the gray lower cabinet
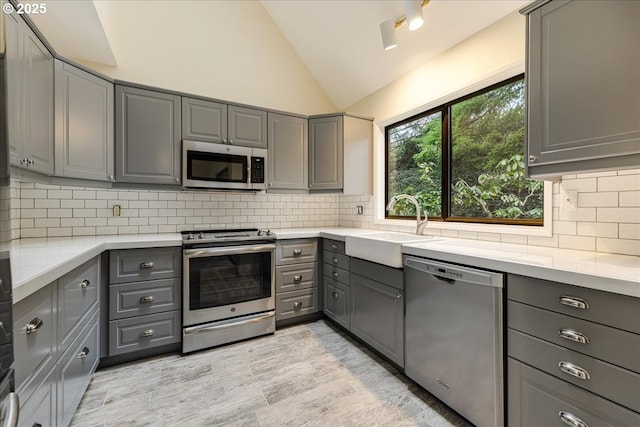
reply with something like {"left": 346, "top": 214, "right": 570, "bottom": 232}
{"left": 267, "top": 113, "right": 308, "bottom": 190}
{"left": 6, "top": 10, "right": 54, "bottom": 175}
{"left": 108, "top": 247, "right": 181, "bottom": 357}
{"left": 323, "top": 277, "right": 350, "bottom": 329}
{"left": 275, "top": 240, "right": 319, "bottom": 323}
{"left": 13, "top": 256, "right": 101, "bottom": 427}
{"left": 115, "top": 85, "right": 182, "bottom": 185}
{"left": 507, "top": 273, "right": 640, "bottom": 424}
{"left": 54, "top": 60, "right": 114, "bottom": 182}
{"left": 522, "top": 0, "right": 640, "bottom": 178}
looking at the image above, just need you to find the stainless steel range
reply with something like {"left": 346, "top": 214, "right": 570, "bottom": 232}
{"left": 182, "top": 228, "right": 276, "bottom": 353}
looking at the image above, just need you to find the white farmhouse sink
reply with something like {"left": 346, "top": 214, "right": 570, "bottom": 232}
{"left": 345, "top": 231, "right": 440, "bottom": 268}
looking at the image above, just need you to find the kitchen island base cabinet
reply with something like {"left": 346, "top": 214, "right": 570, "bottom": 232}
{"left": 508, "top": 358, "right": 640, "bottom": 427}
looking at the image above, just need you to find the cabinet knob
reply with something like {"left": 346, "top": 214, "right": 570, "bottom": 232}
{"left": 293, "top": 249, "right": 302, "bottom": 256}
{"left": 140, "top": 261, "right": 155, "bottom": 269}
{"left": 528, "top": 155, "right": 537, "bottom": 163}
{"left": 141, "top": 329, "right": 155, "bottom": 337}
{"left": 332, "top": 291, "right": 338, "bottom": 299}
{"left": 80, "top": 279, "right": 90, "bottom": 289}
{"left": 293, "top": 301, "right": 302, "bottom": 309}
{"left": 229, "top": 139, "right": 234, "bottom": 144}
{"left": 175, "top": 177, "right": 180, "bottom": 183}
{"left": 396, "top": 293, "right": 402, "bottom": 299}
{"left": 269, "top": 182, "right": 273, "bottom": 187}
{"left": 140, "top": 296, "right": 154, "bottom": 304}
{"left": 222, "top": 138, "right": 227, "bottom": 144}
{"left": 558, "top": 411, "right": 589, "bottom": 427}
{"left": 333, "top": 272, "right": 338, "bottom": 278}
{"left": 293, "top": 275, "right": 302, "bottom": 282}
{"left": 558, "top": 361, "right": 590, "bottom": 381}
{"left": 25, "top": 317, "right": 44, "bottom": 335}
{"left": 331, "top": 244, "right": 338, "bottom": 250}
{"left": 78, "top": 346, "right": 90, "bottom": 359}
{"left": 332, "top": 258, "right": 338, "bottom": 264}
{"left": 108, "top": 175, "right": 115, "bottom": 181}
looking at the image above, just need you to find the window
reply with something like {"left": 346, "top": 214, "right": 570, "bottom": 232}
{"left": 386, "top": 75, "right": 544, "bottom": 225}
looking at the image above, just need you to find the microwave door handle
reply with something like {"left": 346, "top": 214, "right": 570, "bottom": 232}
{"left": 184, "top": 244, "right": 276, "bottom": 259}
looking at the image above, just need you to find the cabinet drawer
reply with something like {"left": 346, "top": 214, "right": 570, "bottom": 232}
{"left": 323, "top": 277, "right": 350, "bottom": 329}
{"left": 110, "top": 247, "right": 181, "bottom": 284}
{"left": 109, "top": 278, "right": 181, "bottom": 320}
{"left": 13, "top": 284, "right": 56, "bottom": 400}
{"left": 350, "top": 257, "right": 403, "bottom": 291}
{"left": 508, "top": 300, "right": 640, "bottom": 373}
{"left": 509, "top": 329, "right": 640, "bottom": 413}
{"left": 57, "top": 312, "right": 99, "bottom": 427}
{"left": 109, "top": 311, "right": 181, "bottom": 356}
{"left": 323, "top": 263, "right": 349, "bottom": 285}
{"left": 275, "top": 262, "right": 317, "bottom": 293}
{"left": 322, "top": 250, "right": 350, "bottom": 271}
{"left": 276, "top": 239, "right": 318, "bottom": 265}
{"left": 508, "top": 274, "right": 640, "bottom": 334}
{"left": 18, "top": 367, "right": 56, "bottom": 427}
{"left": 58, "top": 256, "right": 99, "bottom": 350}
{"left": 58, "top": 313, "right": 100, "bottom": 426}
{"left": 276, "top": 288, "right": 319, "bottom": 320}
{"left": 323, "top": 239, "right": 345, "bottom": 254}
{"left": 508, "top": 357, "right": 640, "bottom": 427}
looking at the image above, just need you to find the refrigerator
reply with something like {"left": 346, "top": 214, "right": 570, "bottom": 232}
{"left": 0, "top": 0, "right": 19, "bottom": 424}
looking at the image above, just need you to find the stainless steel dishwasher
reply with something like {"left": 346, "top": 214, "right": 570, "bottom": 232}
{"left": 404, "top": 256, "right": 504, "bottom": 427}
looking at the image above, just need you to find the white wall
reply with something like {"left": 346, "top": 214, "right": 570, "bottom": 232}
{"left": 83, "top": 0, "right": 336, "bottom": 115}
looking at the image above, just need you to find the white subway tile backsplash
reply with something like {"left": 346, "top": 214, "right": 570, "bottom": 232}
{"left": 60, "top": 200, "right": 84, "bottom": 208}
{"left": 559, "top": 235, "right": 596, "bottom": 251}
{"left": 596, "top": 238, "right": 640, "bottom": 257}
{"left": 577, "top": 192, "right": 618, "bottom": 207}
{"left": 597, "top": 207, "right": 640, "bottom": 223}
{"left": 576, "top": 222, "right": 618, "bottom": 238}
{"left": 560, "top": 178, "right": 597, "bottom": 192}
{"left": 620, "top": 224, "right": 640, "bottom": 240}
{"left": 598, "top": 175, "right": 640, "bottom": 192}
{"left": 619, "top": 191, "right": 640, "bottom": 207}
{"left": 553, "top": 221, "right": 577, "bottom": 235}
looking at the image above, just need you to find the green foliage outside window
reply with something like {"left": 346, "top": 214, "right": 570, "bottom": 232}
{"left": 386, "top": 76, "right": 544, "bottom": 223}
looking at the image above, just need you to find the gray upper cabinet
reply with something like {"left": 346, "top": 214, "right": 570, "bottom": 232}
{"left": 182, "top": 98, "right": 267, "bottom": 148}
{"left": 116, "top": 85, "right": 182, "bottom": 185}
{"left": 267, "top": 113, "right": 308, "bottom": 190}
{"left": 228, "top": 105, "right": 267, "bottom": 148}
{"left": 309, "top": 115, "right": 343, "bottom": 191}
{"left": 524, "top": 0, "right": 640, "bottom": 179}
{"left": 6, "top": 12, "right": 54, "bottom": 175}
{"left": 55, "top": 60, "right": 114, "bottom": 182}
{"left": 182, "top": 97, "right": 227, "bottom": 144}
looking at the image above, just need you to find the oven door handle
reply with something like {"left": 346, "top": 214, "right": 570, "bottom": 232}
{"left": 184, "top": 244, "right": 276, "bottom": 259}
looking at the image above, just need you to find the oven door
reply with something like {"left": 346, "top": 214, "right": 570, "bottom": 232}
{"left": 183, "top": 244, "right": 276, "bottom": 325}
{"left": 182, "top": 140, "right": 253, "bottom": 190}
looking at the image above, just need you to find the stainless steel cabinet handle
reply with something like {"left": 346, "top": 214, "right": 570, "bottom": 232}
{"left": 558, "top": 361, "right": 590, "bottom": 380}
{"left": 222, "top": 138, "right": 227, "bottom": 144}
{"left": 559, "top": 296, "right": 589, "bottom": 310}
{"left": 293, "top": 301, "right": 302, "bottom": 309}
{"left": 331, "top": 244, "right": 338, "bottom": 250}
{"left": 332, "top": 291, "right": 338, "bottom": 299}
{"left": 141, "top": 329, "right": 155, "bottom": 337}
{"left": 332, "top": 258, "right": 338, "bottom": 264}
{"left": 558, "top": 328, "right": 590, "bottom": 344}
{"left": 78, "top": 346, "right": 90, "bottom": 359}
{"left": 559, "top": 411, "right": 589, "bottom": 427}
{"left": 528, "top": 155, "right": 537, "bottom": 163}
{"left": 293, "top": 249, "right": 302, "bottom": 256}
{"left": 139, "top": 296, "right": 154, "bottom": 304}
{"left": 293, "top": 275, "right": 302, "bottom": 282}
{"left": 333, "top": 272, "right": 338, "bottom": 278}
{"left": 229, "top": 139, "right": 234, "bottom": 144}
{"left": 396, "top": 293, "right": 402, "bottom": 299}
{"left": 25, "top": 317, "right": 44, "bottom": 335}
{"left": 140, "top": 261, "right": 155, "bottom": 269}
{"left": 80, "top": 279, "right": 90, "bottom": 289}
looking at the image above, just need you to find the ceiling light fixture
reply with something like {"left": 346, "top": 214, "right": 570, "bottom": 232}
{"left": 379, "top": 0, "right": 430, "bottom": 51}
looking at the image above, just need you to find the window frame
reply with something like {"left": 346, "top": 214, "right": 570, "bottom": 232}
{"left": 384, "top": 73, "right": 543, "bottom": 226}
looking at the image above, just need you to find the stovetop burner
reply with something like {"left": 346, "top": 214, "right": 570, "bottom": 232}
{"left": 181, "top": 228, "right": 275, "bottom": 245}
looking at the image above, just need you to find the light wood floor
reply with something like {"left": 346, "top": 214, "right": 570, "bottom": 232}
{"left": 71, "top": 320, "right": 472, "bottom": 426}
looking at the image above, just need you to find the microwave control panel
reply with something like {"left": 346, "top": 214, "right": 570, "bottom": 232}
{"left": 251, "top": 157, "right": 265, "bottom": 183}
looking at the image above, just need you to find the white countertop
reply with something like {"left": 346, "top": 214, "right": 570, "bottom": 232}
{"left": 10, "top": 228, "right": 640, "bottom": 303}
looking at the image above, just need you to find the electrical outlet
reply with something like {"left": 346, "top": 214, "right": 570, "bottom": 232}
{"left": 561, "top": 189, "right": 578, "bottom": 212}
{"left": 113, "top": 204, "right": 121, "bottom": 217}
{"left": 357, "top": 205, "right": 364, "bottom": 215}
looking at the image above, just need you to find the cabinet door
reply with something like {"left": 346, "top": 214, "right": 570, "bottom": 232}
{"left": 267, "top": 113, "right": 308, "bottom": 190}
{"left": 5, "top": 11, "right": 22, "bottom": 167}
{"left": 351, "top": 274, "right": 404, "bottom": 367}
{"left": 309, "top": 116, "right": 343, "bottom": 190}
{"left": 55, "top": 60, "right": 114, "bottom": 181}
{"left": 18, "top": 368, "right": 56, "bottom": 427}
{"left": 182, "top": 97, "right": 227, "bottom": 144}
{"left": 116, "top": 86, "right": 181, "bottom": 185}
{"left": 527, "top": 0, "right": 640, "bottom": 177}
{"left": 228, "top": 105, "right": 267, "bottom": 148}
{"left": 323, "top": 277, "right": 350, "bottom": 329}
{"left": 22, "top": 23, "right": 54, "bottom": 175}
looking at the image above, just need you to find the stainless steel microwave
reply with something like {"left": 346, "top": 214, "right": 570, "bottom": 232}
{"left": 182, "top": 140, "right": 267, "bottom": 191}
